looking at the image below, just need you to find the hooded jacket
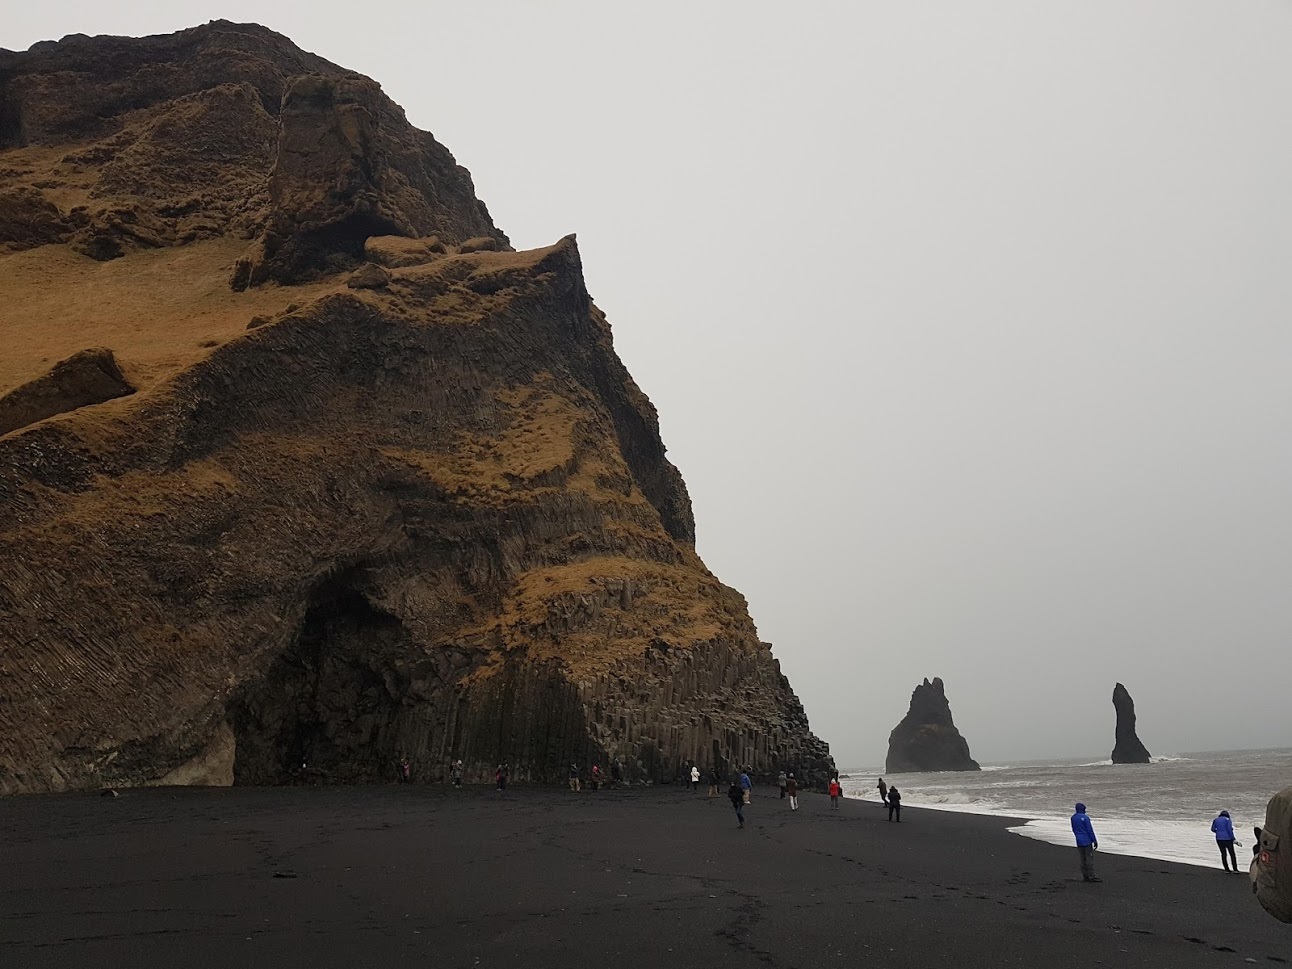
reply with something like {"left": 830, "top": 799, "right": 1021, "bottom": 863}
{"left": 1071, "top": 804, "right": 1097, "bottom": 847}
{"left": 1211, "top": 811, "right": 1235, "bottom": 841}
{"left": 740, "top": 772, "right": 752, "bottom": 791}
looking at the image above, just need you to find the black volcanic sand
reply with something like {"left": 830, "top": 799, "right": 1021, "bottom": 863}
{"left": 2, "top": 785, "right": 1286, "bottom": 967}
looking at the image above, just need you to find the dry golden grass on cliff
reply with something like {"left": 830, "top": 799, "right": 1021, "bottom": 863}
{"left": 0, "top": 238, "right": 337, "bottom": 396}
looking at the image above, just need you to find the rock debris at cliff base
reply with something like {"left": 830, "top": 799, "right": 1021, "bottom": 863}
{"left": 0, "top": 21, "right": 832, "bottom": 794}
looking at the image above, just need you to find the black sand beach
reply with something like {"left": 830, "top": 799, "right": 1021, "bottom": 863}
{"left": 2, "top": 785, "right": 1286, "bottom": 968}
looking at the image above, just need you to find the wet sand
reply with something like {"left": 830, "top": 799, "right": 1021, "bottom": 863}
{"left": 1, "top": 784, "right": 1285, "bottom": 967}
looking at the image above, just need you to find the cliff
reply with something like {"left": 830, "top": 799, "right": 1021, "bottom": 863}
{"left": 0, "top": 22, "right": 832, "bottom": 794}
{"left": 886, "top": 677, "right": 980, "bottom": 773}
{"left": 1110, "top": 683, "right": 1151, "bottom": 764}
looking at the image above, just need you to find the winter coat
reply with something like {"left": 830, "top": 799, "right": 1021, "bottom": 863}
{"left": 1071, "top": 805, "right": 1097, "bottom": 847}
{"left": 740, "top": 773, "right": 752, "bottom": 791}
{"left": 1212, "top": 814, "right": 1235, "bottom": 841}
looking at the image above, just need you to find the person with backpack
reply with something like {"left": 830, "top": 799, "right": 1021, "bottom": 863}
{"left": 786, "top": 773, "right": 799, "bottom": 811}
{"left": 887, "top": 785, "right": 902, "bottom": 822}
{"left": 1211, "top": 810, "right": 1238, "bottom": 872}
{"left": 728, "top": 779, "right": 746, "bottom": 828}
{"left": 828, "top": 777, "right": 842, "bottom": 809}
{"left": 1071, "top": 802, "right": 1100, "bottom": 882}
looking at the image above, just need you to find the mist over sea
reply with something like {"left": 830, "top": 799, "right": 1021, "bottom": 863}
{"left": 840, "top": 748, "right": 1292, "bottom": 868}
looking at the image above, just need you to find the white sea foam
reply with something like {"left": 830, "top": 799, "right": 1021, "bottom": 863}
{"left": 1008, "top": 816, "right": 1235, "bottom": 869}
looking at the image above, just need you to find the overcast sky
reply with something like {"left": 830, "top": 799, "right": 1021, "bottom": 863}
{"left": 11, "top": 2, "right": 1291, "bottom": 767}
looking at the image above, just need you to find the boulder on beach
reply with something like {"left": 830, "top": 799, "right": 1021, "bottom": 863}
{"left": 886, "top": 677, "right": 981, "bottom": 773}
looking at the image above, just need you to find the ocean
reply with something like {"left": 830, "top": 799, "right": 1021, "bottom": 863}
{"left": 840, "top": 747, "right": 1292, "bottom": 869}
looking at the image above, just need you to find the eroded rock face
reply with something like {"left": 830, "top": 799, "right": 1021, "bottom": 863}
{"left": 0, "top": 348, "right": 134, "bottom": 437}
{"left": 1110, "top": 682, "right": 1151, "bottom": 764}
{"left": 886, "top": 677, "right": 980, "bottom": 773}
{"left": 0, "top": 23, "right": 831, "bottom": 794}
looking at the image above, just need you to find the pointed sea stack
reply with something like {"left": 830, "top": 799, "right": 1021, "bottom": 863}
{"left": 1110, "top": 683, "right": 1152, "bottom": 764}
{"left": 0, "top": 22, "right": 833, "bottom": 794}
{"left": 885, "top": 677, "right": 981, "bottom": 773}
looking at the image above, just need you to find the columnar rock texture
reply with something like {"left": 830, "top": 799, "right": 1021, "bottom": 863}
{"left": 885, "top": 677, "right": 981, "bottom": 773}
{"left": 0, "top": 22, "right": 832, "bottom": 795}
{"left": 1110, "top": 683, "right": 1151, "bottom": 764}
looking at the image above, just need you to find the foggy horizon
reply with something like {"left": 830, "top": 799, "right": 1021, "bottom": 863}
{"left": 10, "top": 2, "right": 1290, "bottom": 768}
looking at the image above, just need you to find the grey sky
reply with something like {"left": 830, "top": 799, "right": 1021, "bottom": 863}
{"left": 11, "top": 2, "right": 1291, "bottom": 767}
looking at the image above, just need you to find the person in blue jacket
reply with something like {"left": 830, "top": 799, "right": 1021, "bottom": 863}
{"left": 1211, "top": 810, "right": 1238, "bottom": 871}
{"left": 1071, "top": 802, "right": 1101, "bottom": 882}
{"left": 740, "top": 768, "right": 753, "bottom": 804}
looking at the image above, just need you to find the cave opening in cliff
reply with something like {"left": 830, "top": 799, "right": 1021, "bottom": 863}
{"left": 230, "top": 576, "right": 408, "bottom": 785}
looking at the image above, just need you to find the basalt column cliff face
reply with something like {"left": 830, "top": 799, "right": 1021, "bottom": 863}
{"left": 1110, "top": 683, "right": 1151, "bottom": 764}
{"left": 886, "top": 677, "right": 980, "bottom": 773}
{"left": 0, "top": 22, "right": 832, "bottom": 794}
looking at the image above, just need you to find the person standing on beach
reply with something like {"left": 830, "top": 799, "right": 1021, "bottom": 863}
{"left": 787, "top": 774, "right": 799, "bottom": 811}
{"left": 887, "top": 785, "right": 902, "bottom": 822}
{"left": 728, "top": 779, "right": 746, "bottom": 827}
{"left": 778, "top": 770, "right": 788, "bottom": 799}
{"left": 1071, "top": 802, "right": 1100, "bottom": 882}
{"left": 496, "top": 764, "right": 509, "bottom": 791}
{"left": 450, "top": 759, "right": 463, "bottom": 788}
{"left": 590, "top": 764, "right": 602, "bottom": 791}
{"left": 1211, "top": 810, "right": 1238, "bottom": 871}
{"left": 708, "top": 767, "right": 720, "bottom": 798}
{"left": 568, "top": 763, "right": 581, "bottom": 792}
{"left": 828, "top": 777, "right": 842, "bottom": 809}
{"left": 877, "top": 778, "right": 888, "bottom": 804}
{"left": 690, "top": 765, "right": 700, "bottom": 790}
{"left": 740, "top": 768, "right": 753, "bottom": 804}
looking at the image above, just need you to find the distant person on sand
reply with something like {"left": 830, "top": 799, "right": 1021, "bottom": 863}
{"left": 740, "top": 769, "right": 753, "bottom": 804}
{"left": 1211, "top": 810, "right": 1238, "bottom": 872}
{"left": 778, "top": 770, "right": 788, "bottom": 799}
{"left": 568, "top": 764, "right": 581, "bottom": 792}
{"left": 398, "top": 756, "right": 411, "bottom": 783}
{"left": 787, "top": 774, "right": 799, "bottom": 811}
{"left": 887, "top": 785, "right": 902, "bottom": 822}
{"left": 728, "top": 779, "right": 746, "bottom": 828}
{"left": 708, "top": 767, "right": 720, "bottom": 798}
{"left": 450, "top": 759, "right": 463, "bottom": 788}
{"left": 1071, "top": 802, "right": 1100, "bottom": 882}
{"left": 590, "top": 764, "right": 602, "bottom": 791}
{"left": 877, "top": 778, "right": 888, "bottom": 804}
{"left": 496, "top": 764, "right": 508, "bottom": 791}
{"left": 610, "top": 760, "right": 622, "bottom": 788}
{"left": 690, "top": 765, "right": 700, "bottom": 790}
{"left": 828, "top": 777, "right": 842, "bottom": 809}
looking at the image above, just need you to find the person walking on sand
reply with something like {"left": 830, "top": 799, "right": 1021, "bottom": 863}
{"left": 590, "top": 764, "right": 602, "bottom": 791}
{"left": 787, "top": 774, "right": 799, "bottom": 811}
{"left": 778, "top": 770, "right": 788, "bottom": 799}
{"left": 691, "top": 765, "right": 700, "bottom": 790}
{"left": 496, "top": 763, "right": 509, "bottom": 791}
{"left": 728, "top": 779, "right": 746, "bottom": 828}
{"left": 828, "top": 777, "right": 842, "bottom": 809}
{"left": 877, "top": 777, "right": 888, "bottom": 804}
{"left": 887, "top": 785, "right": 902, "bottom": 822}
{"left": 1071, "top": 802, "right": 1100, "bottom": 882}
{"left": 398, "top": 756, "right": 411, "bottom": 783}
{"left": 708, "top": 767, "right": 720, "bottom": 798}
{"left": 1212, "top": 810, "right": 1238, "bottom": 872}
{"left": 740, "top": 768, "right": 753, "bottom": 804}
{"left": 568, "top": 763, "right": 581, "bottom": 792}
{"left": 450, "top": 759, "right": 463, "bottom": 788}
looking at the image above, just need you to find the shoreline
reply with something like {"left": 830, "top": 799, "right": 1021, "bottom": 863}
{"left": 2, "top": 783, "right": 1285, "bottom": 967}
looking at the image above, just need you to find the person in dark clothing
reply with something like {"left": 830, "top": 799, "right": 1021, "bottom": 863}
{"left": 708, "top": 768, "right": 720, "bottom": 798}
{"left": 877, "top": 778, "right": 889, "bottom": 804}
{"left": 1254, "top": 826, "right": 1263, "bottom": 858}
{"left": 1071, "top": 802, "right": 1100, "bottom": 882}
{"left": 496, "top": 764, "right": 509, "bottom": 791}
{"left": 728, "top": 781, "right": 746, "bottom": 828}
{"left": 1211, "top": 810, "right": 1238, "bottom": 871}
{"left": 610, "top": 760, "right": 623, "bottom": 787}
{"left": 887, "top": 786, "right": 902, "bottom": 822}
{"left": 398, "top": 756, "right": 411, "bottom": 783}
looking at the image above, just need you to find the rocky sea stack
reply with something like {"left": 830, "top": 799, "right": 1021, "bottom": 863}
{"left": 886, "top": 677, "right": 980, "bottom": 773}
{"left": 0, "top": 22, "right": 832, "bottom": 794}
{"left": 1110, "top": 682, "right": 1151, "bottom": 764}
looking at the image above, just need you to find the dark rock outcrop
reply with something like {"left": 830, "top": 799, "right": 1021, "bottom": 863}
{"left": 1110, "top": 682, "right": 1151, "bottom": 764}
{"left": 0, "top": 348, "right": 134, "bottom": 437}
{"left": 0, "top": 23, "right": 831, "bottom": 795}
{"left": 886, "top": 677, "right": 980, "bottom": 773}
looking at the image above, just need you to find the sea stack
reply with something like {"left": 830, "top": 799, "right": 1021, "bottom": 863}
{"left": 1110, "top": 683, "right": 1152, "bottom": 764}
{"left": 0, "top": 22, "right": 833, "bottom": 794}
{"left": 886, "top": 677, "right": 981, "bottom": 773}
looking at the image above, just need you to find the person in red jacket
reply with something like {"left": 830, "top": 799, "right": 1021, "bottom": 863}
{"left": 828, "top": 777, "right": 842, "bottom": 809}
{"left": 786, "top": 774, "right": 799, "bottom": 811}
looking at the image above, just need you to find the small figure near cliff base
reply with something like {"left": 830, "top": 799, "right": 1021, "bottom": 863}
{"left": 728, "top": 780, "right": 746, "bottom": 828}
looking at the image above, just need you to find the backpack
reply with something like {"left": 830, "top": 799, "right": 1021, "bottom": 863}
{"left": 1253, "top": 786, "right": 1292, "bottom": 923}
